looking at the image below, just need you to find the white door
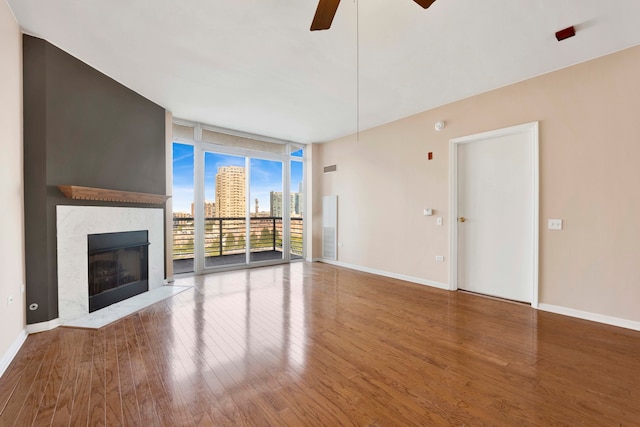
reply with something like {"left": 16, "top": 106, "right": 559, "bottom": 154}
{"left": 451, "top": 122, "right": 538, "bottom": 304}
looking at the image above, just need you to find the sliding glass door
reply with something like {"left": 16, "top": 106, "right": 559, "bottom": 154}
{"left": 199, "top": 150, "right": 290, "bottom": 271}
{"left": 203, "top": 152, "right": 247, "bottom": 269}
{"left": 290, "top": 148, "right": 304, "bottom": 260}
{"left": 171, "top": 129, "right": 304, "bottom": 275}
{"left": 172, "top": 143, "right": 195, "bottom": 274}
{"left": 249, "top": 158, "right": 284, "bottom": 263}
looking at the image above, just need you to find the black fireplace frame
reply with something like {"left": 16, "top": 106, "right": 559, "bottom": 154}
{"left": 88, "top": 230, "right": 150, "bottom": 313}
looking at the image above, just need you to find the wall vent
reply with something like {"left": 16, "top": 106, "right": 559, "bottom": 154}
{"left": 323, "top": 165, "right": 337, "bottom": 173}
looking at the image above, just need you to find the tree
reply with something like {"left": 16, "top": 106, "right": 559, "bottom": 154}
{"left": 224, "top": 233, "right": 236, "bottom": 253}
{"left": 250, "top": 231, "right": 259, "bottom": 248}
{"left": 260, "top": 227, "right": 273, "bottom": 249}
{"left": 275, "top": 229, "right": 282, "bottom": 249}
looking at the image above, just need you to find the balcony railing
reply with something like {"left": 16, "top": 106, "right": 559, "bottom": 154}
{"left": 173, "top": 216, "right": 303, "bottom": 266}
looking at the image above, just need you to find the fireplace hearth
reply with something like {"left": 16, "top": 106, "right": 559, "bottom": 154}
{"left": 88, "top": 230, "right": 149, "bottom": 312}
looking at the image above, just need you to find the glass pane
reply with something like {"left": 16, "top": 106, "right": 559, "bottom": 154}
{"left": 290, "top": 147, "right": 303, "bottom": 157}
{"left": 204, "top": 152, "right": 247, "bottom": 268}
{"left": 172, "top": 143, "right": 195, "bottom": 274}
{"left": 250, "top": 158, "right": 283, "bottom": 263}
{"left": 290, "top": 160, "right": 304, "bottom": 259}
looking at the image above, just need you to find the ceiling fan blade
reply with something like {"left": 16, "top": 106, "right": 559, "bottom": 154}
{"left": 413, "top": 0, "right": 436, "bottom": 8}
{"left": 311, "top": 0, "right": 341, "bottom": 31}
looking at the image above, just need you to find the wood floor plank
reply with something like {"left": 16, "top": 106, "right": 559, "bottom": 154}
{"left": 113, "top": 321, "right": 141, "bottom": 427}
{"left": 103, "top": 324, "right": 124, "bottom": 427}
{"left": 30, "top": 343, "right": 71, "bottom": 425}
{"left": 137, "top": 309, "right": 198, "bottom": 427}
{"left": 49, "top": 329, "right": 88, "bottom": 426}
{"left": 1, "top": 262, "right": 640, "bottom": 425}
{"left": 166, "top": 299, "right": 241, "bottom": 424}
{"left": 121, "top": 316, "right": 162, "bottom": 426}
{"left": 88, "top": 328, "right": 107, "bottom": 426}
{"left": 129, "top": 314, "right": 177, "bottom": 427}
{"left": 165, "top": 305, "right": 240, "bottom": 424}
{"left": 8, "top": 330, "right": 66, "bottom": 427}
{"left": 68, "top": 329, "right": 95, "bottom": 426}
{"left": 0, "top": 334, "right": 46, "bottom": 416}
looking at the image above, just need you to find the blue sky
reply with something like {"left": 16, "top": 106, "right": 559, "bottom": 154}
{"left": 172, "top": 143, "right": 303, "bottom": 214}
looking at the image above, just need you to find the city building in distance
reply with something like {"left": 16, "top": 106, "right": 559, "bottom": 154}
{"left": 215, "top": 166, "right": 246, "bottom": 218}
{"left": 270, "top": 191, "right": 303, "bottom": 218}
{"left": 252, "top": 198, "right": 270, "bottom": 217}
{"left": 191, "top": 201, "right": 215, "bottom": 218}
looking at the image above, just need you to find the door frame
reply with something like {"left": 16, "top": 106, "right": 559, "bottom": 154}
{"left": 448, "top": 122, "right": 539, "bottom": 307}
{"left": 197, "top": 146, "right": 290, "bottom": 273}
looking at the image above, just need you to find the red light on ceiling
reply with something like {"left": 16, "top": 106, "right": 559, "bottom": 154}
{"left": 555, "top": 26, "right": 576, "bottom": 42}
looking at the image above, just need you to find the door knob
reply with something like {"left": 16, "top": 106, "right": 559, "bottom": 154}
{"left": 458, "top": 217, "right": 467, "bottom": 223}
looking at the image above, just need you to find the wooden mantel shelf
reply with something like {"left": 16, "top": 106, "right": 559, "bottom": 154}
{"left": 58, "top": 185, "right": 170, "bottom": 205}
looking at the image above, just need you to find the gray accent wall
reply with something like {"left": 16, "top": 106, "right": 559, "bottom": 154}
{"left": 23, "top": 35, "right": 166, "bottom": 325}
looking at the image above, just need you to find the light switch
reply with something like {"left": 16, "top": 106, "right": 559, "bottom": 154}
{"left": 548, "top": 219, "right": 563, "bottom": 230}
{"left": 436, "top": 217, "right": 443, "bottom": 226}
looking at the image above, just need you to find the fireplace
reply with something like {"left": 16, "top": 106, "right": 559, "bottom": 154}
{"left": 88, "top": 230, "right": 149, "bottom": 312}
{"left": 57, "top": 206, "right": 164, "bottom": 323}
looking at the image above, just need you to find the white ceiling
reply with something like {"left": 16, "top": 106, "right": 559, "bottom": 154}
{"left": 8, "top": 0, "right": 640, "bottom": 143}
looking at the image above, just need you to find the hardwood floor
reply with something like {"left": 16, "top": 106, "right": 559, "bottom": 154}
{"left": 1, "top": 262, "right": 639, "bottom": 426}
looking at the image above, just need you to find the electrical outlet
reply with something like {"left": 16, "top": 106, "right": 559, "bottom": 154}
{"left": 548, "top": 219, "right": 563, "bottom": 230}
{"left": 435, "top": 255, "right": 444, "bottom": 262}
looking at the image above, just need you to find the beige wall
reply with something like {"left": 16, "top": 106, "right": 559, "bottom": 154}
{"left": 316, "top": 44, "right": 640, "bottom": 323}
{"left": 0, "top": 0, "right": 26, "bottom": 368}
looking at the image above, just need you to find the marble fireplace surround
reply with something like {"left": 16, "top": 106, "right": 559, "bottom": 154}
{"left": 56, "top": 205, "right": 164, "bottom": 324}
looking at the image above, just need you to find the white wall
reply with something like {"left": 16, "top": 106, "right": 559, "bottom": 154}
{"left": 0, "top": 0, "right": 26, "bottom": 375}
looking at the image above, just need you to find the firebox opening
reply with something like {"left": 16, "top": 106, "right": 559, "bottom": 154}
{"left": 88, "top": 230, "right": 149, "bottom": 313}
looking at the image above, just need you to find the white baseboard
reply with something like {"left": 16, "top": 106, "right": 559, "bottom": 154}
{"left": 26, "top": 318, "right": 60, "bottom": 334}
{"left": 306, "top": 257, "right": 321, "bottom": 262}
{"left": 2, "top": 319, "right": 61, "bottom": 378}
{"left": 320, "top": 258, "right": 450, "bottom": 291}
{"left": 538, "top": 303, "right": 640, "bottom": 332}
{"left": 0, "top": 329, "right": 27, "bottom": 378}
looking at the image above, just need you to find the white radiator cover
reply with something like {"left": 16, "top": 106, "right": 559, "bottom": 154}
{"left": 322, "top": 195, "right": 337, "bottom": 260}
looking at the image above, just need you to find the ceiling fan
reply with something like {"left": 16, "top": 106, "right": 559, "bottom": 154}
{"left": 311, "top": 0, "right": 436, "bottom": 31}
